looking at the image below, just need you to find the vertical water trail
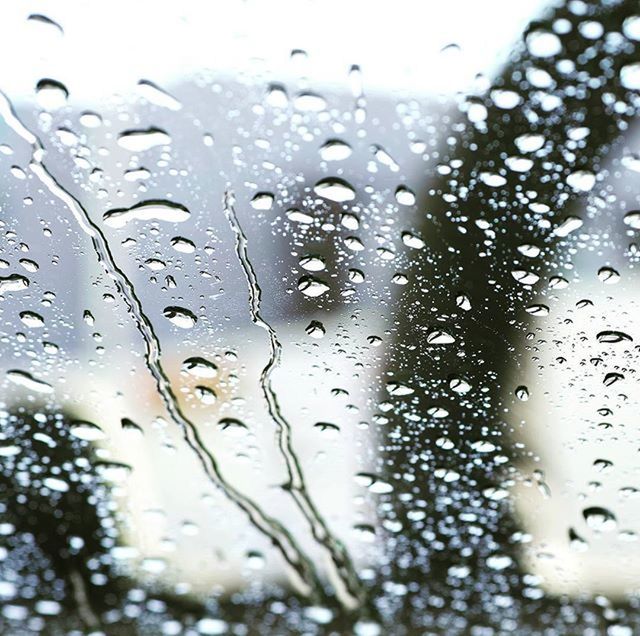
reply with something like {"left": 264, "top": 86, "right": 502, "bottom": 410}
{"left": 0, "top": 91, "right": 324, "bottom": 600}
{"left": 222, "top": 190, "right": 365, "bottom": 609}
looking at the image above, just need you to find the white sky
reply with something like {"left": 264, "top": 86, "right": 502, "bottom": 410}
{"left": 0, "top": 0, "right": 549, "bottom": 104}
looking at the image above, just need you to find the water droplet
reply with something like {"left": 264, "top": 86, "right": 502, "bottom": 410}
{"left": 171, "top": 236, "right": 195, "bottom": 253}
{"left": 43, "top": 477, "right": 69, "bottom": 493}
{"left": 525, "top": 304, "right": 549, "bottom": 316}
{"left": 69, "top": 420, "right": 106, "bottom": 441}
{"left": 298, "top": 276, "right": 330, "bottom": 297}
{"left": 603, "top": 372, "right": 624, "bottom": 387}
{"left": 511, "top": 270, "right": 539, "bottom": 285}
{"left": 449, "top": 376, "right": 471, "bottom": 394}
{"left": 0, "top": 274, "right": 29, "bottom": 292}
{"left": 569, "top": 527, "right": 589, "bottom": 551}
{"left": 195, "top": 386, "right": 217, "bottom": 405}
{"left": 19, "top": 311, "right": 44, "bottom": 328}
{"left": 137, "top": 79, "right": 182, "bottom": 111}
{"left": 305, "top": 320, "right": 325, "bottom": 339}
{"left": 314, "top": 178, "right": 355, "bottom": 203}
{"left": 314, "top": 421, "right": 340, "bottom": 432}
{"left": 163, "top": 306, "right": 197, "bottom": 329}
{"left": 505, "top": 156, "right": 533, "bottom": 172}
{"left": 117, "top": 128, "right": 171, "bottom": 152}
{"left": 515, "top": 134, "right": 545, "bottom": 153}
{"left": 294, "top": 92, "right": 326, "bottom": 111}
{"left": 386, "top": 381, "right": 414, "bottom": 396}
{"left": 103, "top": 200, "right": 190, "bottom": 228}
{"left": 624, "top": 211, "right": 640, "bottom": 229}
{"left": 182, "top": 357, "right": 218, "bottom": 378}
{"left": 218, "top": 417, "right": 247, "bottom": 431}
{"left": 319, "top": 140, "right": 352, "bottom": 161}
{"left": 340, "top": 212, "right": 360, "bottom": 230}
{"left": 286, "top": 208, "right": 314, "bottom": 224}
{"left": 79, "top": 111, "right": 102, "bottom": 128}
{"left": 395, "top": 186, "right": 416, "bottom": 206}
{"left": 402, "top": 232, "right": 425, "bottom": 249}
{"left": 426, "top": 329, "right": 455, "bottom": 345}
{"left": 583, "top": 506, "right": 617, "bottom": 531}
{"left": 515, "top": 385, "right": 529, "bottom": 401}
{"left": 36, "top": 79, "right": 68, "bottom": 110}
{"left": 554, "top": 216, "right": 583, "bottom": 237}
{"left": 479, "top": 172, "right": 507, "bottom": 187}
{"left": 265, "top": 83, "right": 288, "bottom": 108}
{"left": 251, "top": 192, "right": 274, "bottom": 210}
{"left": 299, "top": 255, "right": 325, "bottom": 272}
{"left": 526, "top": 30, "right": 562, "bottom": 57}
{"left": 517, "top": 244, "right": 541, "bottom": 258}
{"left": 566, "top": 170, "right": 596, "bottom": 192}
{"left": 6, "top": 370, "right": 53, "bottom": 393}
{"left": 621, "top": 63, "right": 640, "bottom": 90}
{"left": 349, "top": 269, "right": 365, "bottom": 283}
{"left": 596, "top": 330, "right": 632, "bottom": 344}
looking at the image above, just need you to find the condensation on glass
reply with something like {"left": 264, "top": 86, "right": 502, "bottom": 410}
{"left": 1, "top": 1, "right": 640, "bottom": 634}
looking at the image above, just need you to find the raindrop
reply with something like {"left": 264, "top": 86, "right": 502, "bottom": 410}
{"left": 251, "top": 192, "right": 274, "bottom": 210}
{"left": 386, "top": 381, "right": 414, "bottom": 396}
{"left": 19, "top": 311, "right": 45, "bottom": 328}
{"left": 624, "top": 211, "right": 640, "bottom": 229}
{"left": 137, "top": 79, "right": 182, "bottom": 111}
{"left": 6, "top": 370, "right": 53, "bottom": 394}
{"left": 171, "top": 236, "right": 195, "bottom": 253}
{"left": 294, "top": 92, "right": 326, "bottom": 111}
{"left": 117, "top": 128, "right": 171, "bottom": 152}
{"left": 314, "top": 178, "right": 355, "bottom": 203}
{"left": 402, "top": 232, "right": 425, "bottom": 249}
{"left": 340, "top": 212, "right": 360, "bottom": 230}
{"left": 69, "top": 421, "right": 106, "bottom": 441}
{"left": 182, "top": 357, "right": 218, "bottom": 378}
{"left": 426, "top": 328, "right": 455, "bottom": 345}
{"left": 554, "top": 216, "right": 583, "bottom": 237}
{"left": 596, "top": 330, "right": 632, "bottom": 344}
{"left": 620, "top": 63, "right": 640, "bottom": 90}
{"left": 319, "top": 140, "right": 352, "bottom": 161}
{"left": 195, "top": 386, "right": 217, "bottom": 405}
{"left": 103, "top": 200, "right": 190, "bottom": 228}
{"left": 526, "top": 30, "right": 562, "bottom": 57}
{"left": 583, "top": 506, "right": 617, "bottom": 531}
{"left": 395, "top": 186, "right": 416, "bottom": 206}
{"left": 604, "top": 372, "right": 624, "bottom": 387}
{"left": 35, "top": 79, "right": 68, "bottom": 110}
{"left": 298, "top": 276, "right": 330, "bottom": 297}
{"left": 299, "top": 255, "right": 325, "bottom": 271}
{"left": 515, "top": 385, "right": 529, "bottom": 401}
{"left": 305, "top": 320, "right": 325, "bottom": 339}
{"left": 163, "top": 306, "right": 197, "bottom": 329}
{"left": 566, "top": 170, "right": 596, "bottom": 192}
{"left": 0, "top": 274, "right": 29, "bottom": 292}
{"left": 218, "top": 418, "right": 247, "bottom": 431}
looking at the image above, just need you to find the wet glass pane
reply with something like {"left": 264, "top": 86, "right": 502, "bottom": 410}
{"left": 1, "top": 1, "right": 640, "bottom": 633}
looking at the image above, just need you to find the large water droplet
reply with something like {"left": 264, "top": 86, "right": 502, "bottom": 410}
{"left": 163, "top": 306, "right": 197, "bottom": 329}
{"left": 583, "top": 506, "right": 617, "bottom": 531}
{"left": 6, "top": 370, "right": 53, "bottom": 394}
{"left": 103, "top": 200, "right": 190, "bottom": 228}
{"left": 117, "top": 128, "right": 171, "bottom": 152}
{"left": 0, "top": 274, "right": 29, "bottom": 292}
{"left": 314, "top": 178, "right": 355, "bottom": 203}
{"left": 182, "top": 357, "right": 218, "bottom": 378}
